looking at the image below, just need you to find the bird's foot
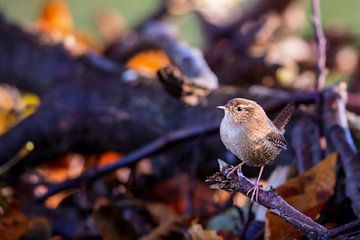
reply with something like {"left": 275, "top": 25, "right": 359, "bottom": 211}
{"left": 246, "top": 182, "right": 263, "bottom": 202}
{"left": 226, "top": 162, "right": 245, "bottom": 178}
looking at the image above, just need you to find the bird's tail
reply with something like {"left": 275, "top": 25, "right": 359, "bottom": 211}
{"left": 272, "top": 103, "right": 295, "bottom": 132}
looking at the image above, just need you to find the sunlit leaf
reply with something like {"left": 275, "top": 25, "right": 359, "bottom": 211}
{"left": 0, "top": 85, "right": 40, "bottom": 134}
{"left": 188, "top": 222, "right": 222, "bottom": 240}
{"left": 36, "top": 0, "right": 100, "bottom": 54}
{"left": 127, "top": 50, "right": 171, "bottom": 77}
{"left": 265, "top": 153, "right": 337, "bottom": 240}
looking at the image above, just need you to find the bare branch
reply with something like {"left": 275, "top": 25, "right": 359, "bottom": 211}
{"left": 206, "top": 160, "right": 329, "bottom": 239}
{"left": 36, "top": 123, "right": 218, "bottom": 202}
{"left": 311, "top": 0, "right": 327, "bottom": 92}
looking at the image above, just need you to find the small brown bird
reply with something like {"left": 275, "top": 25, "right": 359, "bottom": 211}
{"left": 217, "top": 98, "right": 294, "bottom": 201}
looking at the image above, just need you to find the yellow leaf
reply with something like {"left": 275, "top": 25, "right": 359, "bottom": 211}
{"left": 22, "top": 92, "right": 40, "bottom": 117}
{"left": 265, "top": 153, "right": 337, "bottom": 240}
{"left": 0, "top": 85, "right": 26, "bottom": 134}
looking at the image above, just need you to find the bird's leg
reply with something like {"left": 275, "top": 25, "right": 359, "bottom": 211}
{"left": 246, "top": 165, "right": 265, "bottom": 202}
{"left": 226, "top": 161, "right": 245, "bottom": 178}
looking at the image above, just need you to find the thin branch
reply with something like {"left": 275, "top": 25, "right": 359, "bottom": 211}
{"left": 36, "top": 123, "right": 218, "bottom": 202}
{"left": 206, "top": 160, "right": 329, "bottom": 239}
{"left": 311, "top": 0, "right": 328, "bottom": 159}
{"left": 311, "top": 0, "right": 327, "bottom": 92}
{"left": 329, "top": 219, "right": 360, "bottom": 238}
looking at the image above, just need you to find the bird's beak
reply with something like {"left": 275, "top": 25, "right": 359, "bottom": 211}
{"left": 217, "top": 106, "right": 226, "bottom": 110}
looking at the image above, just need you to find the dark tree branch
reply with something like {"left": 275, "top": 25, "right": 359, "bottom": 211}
{"left": 36, "top": 123, "right": 218, "bottom": 202}
{"left": 140, "top": 21, "right": 218, "bottom": 89}
{"left": 0, "top": 17, "right": 126, "bottom": 96}
{"left": 329, "top": 219, "right": 360, "bottom": 238}
{"left": 206, "top": 160, "right": 329, "bottom": 239}
{"left": 323, "top": 83, "right": 360, "bottom": 218}
{"left": 105, "top": 20, "right": 218, "bottom": 105}
{"left": 1, "top": 17, "right": 360, "bottom": 173}
{"left": 291, "top": 116, "right": 321, "bottom": 172}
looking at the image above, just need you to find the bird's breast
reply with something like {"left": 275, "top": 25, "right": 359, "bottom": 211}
{"left": 220, "top": 119, "right": 280, "bottom": 166}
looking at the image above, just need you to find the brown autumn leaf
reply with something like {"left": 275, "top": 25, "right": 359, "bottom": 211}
{"left": 141, "top": 203, "right": 222, "bottom": 240}
{"left": 188, "top": 222, "right": 223, "bottom": 240}
{"left": 139, "top": 174, "right": 218, "bottom": 214}
{"left": 36, "top": 0, "right": 73, "bottom": 34}
{"left": 93, "top": 198, "right": 154, "bottom": 240}
{"left": 265, "top": 152, "right": 337, "bottom": 240}
{"left": 98, "top": 151, "right": 122, "bottom": 166}
{"left": 36, "top": 0, "right": 99, "bottom": 54}
{"left": 0, "top": 204, "right": 51, "bottom": 240}
{"left": 37, "top": 154, "right": 84, "bottom": 183}
{"left": 126, "top": 50, "right": 171, "bottom": 77}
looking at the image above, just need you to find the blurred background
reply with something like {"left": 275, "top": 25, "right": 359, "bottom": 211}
{"left": 1, "top": 0, "right": 360, "bottom": 239}
{"left": 1, "top": 0, "right": 360, "bottom": 48}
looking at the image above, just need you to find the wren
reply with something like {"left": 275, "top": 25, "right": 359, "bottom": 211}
{"left": 217, "top": 98, "right": 294, "bottom": 201}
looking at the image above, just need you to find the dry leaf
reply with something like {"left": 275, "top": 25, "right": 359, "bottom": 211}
{"left": 188, "top": 223, "right": 223, "bottom": 240}
{"left": 265, "top": 153, "right": 337, "bottom": 240}
{"left": 140, "top": 218, "right": 189, "bottom": 240}
{"left": 98, "top": 151, "right": 121, "bottom": 166}
{"left": 36, "top": 0, "right": 73, "bottom": 34}
{"left": 93, "top": 199, "right": 153, "bottom": 240}
{"left": 37, "top": 154, "right": 84, "bottom": 183}
{"left": 36, "top": 0, "right": 99, "bottom": 54}
{"left": 0, "top": 85, "right": 24, "bottom": 134}
{"left": 127, "top": 50, "right": 171, "bottom": 77}
{"left": 0, "top": 85, "right": 40, "bottom": 134}
{"left": 0, "top": 205, "right": 50, "bottom": 240}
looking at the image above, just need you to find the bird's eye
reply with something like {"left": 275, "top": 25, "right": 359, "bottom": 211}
{"left": 236, "top": 106, "right": 243, "bottom": 111}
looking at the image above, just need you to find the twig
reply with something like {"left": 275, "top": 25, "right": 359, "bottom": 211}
{"left": 311, "top": 0, "right": 327, "bottom": 92}
{"left": 0, "top": 141, "right": 34, "bottom": 175}
{"left": 323, "top": 83, "right": 360, "bottom": 218}
{"left": 311, "top": 0, "right": 328, "bottom": 160}
{"left": 329, "top": 219, "right": 360, "bottom": 238}
{"left": 206, "top": 160, "right": 329, "bottom": 239}
{"left": 36, "top": 123, "right": 218, "bottom": 202}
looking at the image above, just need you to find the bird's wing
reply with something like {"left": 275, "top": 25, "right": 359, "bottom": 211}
{"left": 266, "top": 131, "right": 287, "bottom": 150}
{"left": 272, "top": 103, "right": 295, "bottom": 132}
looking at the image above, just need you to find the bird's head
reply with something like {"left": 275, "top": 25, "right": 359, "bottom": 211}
{"left": 217, "top": 98, "right": 263, "bottom": 123}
